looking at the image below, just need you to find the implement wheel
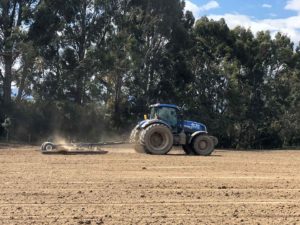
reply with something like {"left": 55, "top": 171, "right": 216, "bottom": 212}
{"left": 192, "top": 135, "right": 214, "bottom": 156}
{"left": 41, "top": 142, "right": 55, "bottom": 153}
{"left": 140, "top": 124, "right": 173, "bottom": 155}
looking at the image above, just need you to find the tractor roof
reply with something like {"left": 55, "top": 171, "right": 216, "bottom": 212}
{"left": 150, "top": 103, "right": 180, "bottom": 110}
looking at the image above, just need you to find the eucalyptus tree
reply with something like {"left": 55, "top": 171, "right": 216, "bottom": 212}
{"left": 0, "top": 0, "right": 41, "bottom": 105}
{"left": 227, "top": 29, "right": 295, "bottom": 148}
{"left": 277, "top": 41, "right": 300, "bottom": 146}
{"left": 101, "top": 0, "right": 193, "bottom": 126}
{"left": 123, "top": 0, "right": 190, "bottom": 105}
{"left": 187, "top": 17, "right": 236, "bottom": 146}
{"left": 29, "top": 0, "right": 114, "bottom": 104}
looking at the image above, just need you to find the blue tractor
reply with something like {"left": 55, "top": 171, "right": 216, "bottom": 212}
{"left": 130, "top": 103, "right": 218, "bottom": 155}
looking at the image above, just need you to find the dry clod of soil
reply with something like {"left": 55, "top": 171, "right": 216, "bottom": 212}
{"left": 218, "top": 185, "right": 227, "bottom": 189}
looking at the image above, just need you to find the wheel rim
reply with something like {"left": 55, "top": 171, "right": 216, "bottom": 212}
{"left": 198, "top": 140, "right": 208, "bottom": 150}
{"left": 142, "top": 125, "right": 173, "bottom": 154}
{"left": 150, "top": 132, "right": 164, "bottom": 148}
{"left": 45, "top": 144, "right": 53, "bottom": 151}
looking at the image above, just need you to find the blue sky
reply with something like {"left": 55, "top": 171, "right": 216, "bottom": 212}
{"left": 185, "top": 0, "right": 300, "bottom": 44}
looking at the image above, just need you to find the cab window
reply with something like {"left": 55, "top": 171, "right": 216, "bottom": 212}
{"left": 156, "top": 107, "right": 177, "bottom": 127}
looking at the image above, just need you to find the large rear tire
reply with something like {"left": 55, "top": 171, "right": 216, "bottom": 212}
{"left": 140, "top": 124, "right": 173, "bottom": 155}
{"left": 129, "top": 126, "right": 140, "bottom": 145}
{"left": 192, "top": 135, "right": 214, "bottom": 156}
{"left": 130, "top": 126, "right": 148, "bottom": 153}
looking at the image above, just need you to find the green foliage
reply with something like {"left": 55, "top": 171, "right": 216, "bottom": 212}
{"left": 0, "top": 1, "right": 299, "bottom": 148}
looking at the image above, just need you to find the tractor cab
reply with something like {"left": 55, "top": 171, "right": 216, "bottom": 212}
{"left": 149, "top": 104, "right": 182, "bottom": 132}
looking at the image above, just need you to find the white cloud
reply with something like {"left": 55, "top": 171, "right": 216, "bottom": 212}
{"left": 186, "top": 0, "right": 300, "bottom": 45}
{"left": 262, "top": 4, "right": 272, "bottom": 8}
{"left": 201, "top": 1, "right": 219, "bottom": 11}
{"left": 285, "top": 0, "right": 300, "bottom": 13}
{"left": 185, "top": 1, "right": 219, "bottom": 18}
{"left": 185, "top": 0, "right": 201, "bottom": 17}
{"left": 208, "top": 13, "right": 300, "bottom": 45}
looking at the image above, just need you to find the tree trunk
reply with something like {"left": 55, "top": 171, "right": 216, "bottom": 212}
{"left": 74, "top": 1, "right": 87, "bottom": 105}
{"left": 1, "top": 1, "right": 17, "bottom": 105}
{"left": 16, "top": 65, "right": 28, "bottom": 102}
{"left": 3, "top": 55, "right": 13, "bottom": 105}
{"left": 113, "top": 71, "right": 123, "bottom": 127}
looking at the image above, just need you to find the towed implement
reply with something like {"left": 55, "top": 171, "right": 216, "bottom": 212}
{"left": 40, "top": 141, "right": 125, "bottom": 153}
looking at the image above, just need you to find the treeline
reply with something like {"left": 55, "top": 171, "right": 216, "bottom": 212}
{"left": 0, "top": 0, "right": 299, "bottom": 148}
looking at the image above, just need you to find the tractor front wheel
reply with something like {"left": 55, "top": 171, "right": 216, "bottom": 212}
{"left": 192, "top": 135, "right": 214, "bottom": 156}
{"left": 140, "top": 124, "right": 173, "bottom": 155}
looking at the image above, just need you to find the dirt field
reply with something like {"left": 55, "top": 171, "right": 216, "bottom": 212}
{"left": 0, "top": 145, "right": 299, "bottom": 225}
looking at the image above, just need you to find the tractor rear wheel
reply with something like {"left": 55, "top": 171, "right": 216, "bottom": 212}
{"left": 140, "top": 124, "right": 173, "bottom": 155}
{"left": 129, "top": 126, "right": 139, "bottom": 143}
{"left": 182, "top": 144, "right": 196, "bottom": 155}
{"left": 192, "top": 135, "right": 214, "bottom": 156}
{"left": 130, "top": 126, "right": 146, "bottom": 153}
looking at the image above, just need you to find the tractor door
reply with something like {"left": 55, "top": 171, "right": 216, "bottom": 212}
{"left": 155, "top": 107, "right": 180, "bottom": 133}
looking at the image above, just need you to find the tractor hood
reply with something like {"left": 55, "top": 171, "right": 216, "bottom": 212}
{"left": 183, "top": 120, "right": 207, "bottom": 133}
{"left": 136, "top": 119, "right": 207, "bottom": 133}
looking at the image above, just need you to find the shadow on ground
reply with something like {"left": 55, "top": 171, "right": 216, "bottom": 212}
{"left": 41, "top": 150, "right": 109, "bottom": 155}
{"left": 167, "top": 153, "right": 222, "bottom": 157}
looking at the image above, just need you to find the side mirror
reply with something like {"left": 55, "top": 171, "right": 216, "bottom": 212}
{"left": 181, "top": 104, "right": 188, "bottom": 111}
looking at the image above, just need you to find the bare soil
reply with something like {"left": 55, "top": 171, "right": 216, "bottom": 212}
{"left": 0, "top": 145, "right": 299, "bottom": 225}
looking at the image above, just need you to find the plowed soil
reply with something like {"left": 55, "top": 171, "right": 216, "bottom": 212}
{"left": 0, "top": 145, "right": 299, "bottom": 225}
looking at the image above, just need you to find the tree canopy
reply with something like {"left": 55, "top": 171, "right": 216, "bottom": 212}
{"left": 0, "top": 0, "right": 299, "bottom": 148}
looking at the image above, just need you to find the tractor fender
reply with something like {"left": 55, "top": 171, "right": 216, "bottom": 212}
{"left": 188, "top": 131, "right": 208, "bottom": 144}
{"left": 139, "top": 119, "right": 172, "bottom": 130}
